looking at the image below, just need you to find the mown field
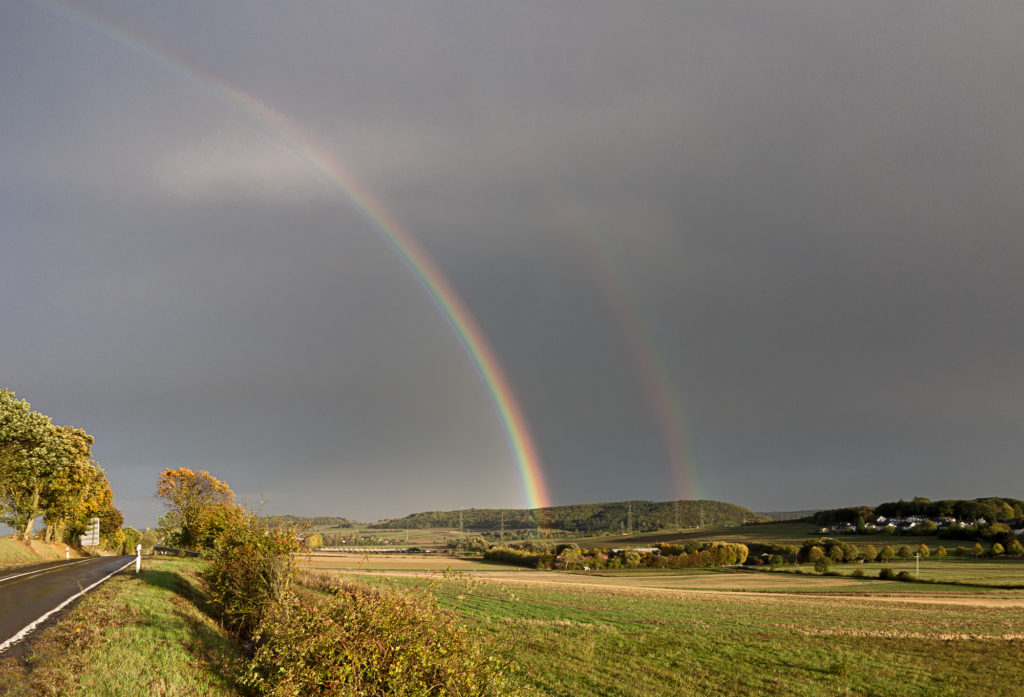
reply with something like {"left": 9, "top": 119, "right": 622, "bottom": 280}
{"left": 305, "top": 551, "right": 508, "bottom": 572}
{"left": 315, "top": 558, "right": 1024, "bottom": 696}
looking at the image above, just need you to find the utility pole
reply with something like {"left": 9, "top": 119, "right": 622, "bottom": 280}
{"left": 500, "top": 510, "right": 504, "bottom": 537}
{"left": 915, "top": 552, "right": 920, "bottom": 578}
{"left": 627, "top": 501, "right": 633, "bottom": 539}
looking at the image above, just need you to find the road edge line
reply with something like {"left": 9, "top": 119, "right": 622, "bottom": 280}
{"left": 0, "top": 557, "right": 135, "bottom": 654}
{"left": 0, "top": 558, "right": 93, "bottom": 585}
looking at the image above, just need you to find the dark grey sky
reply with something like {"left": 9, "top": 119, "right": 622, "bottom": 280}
{"left": 3, "top": 1, "right": 1023, "bottom": 526}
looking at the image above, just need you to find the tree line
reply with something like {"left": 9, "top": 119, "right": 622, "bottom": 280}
{"left": 484, "top": 540, "right": 750, "bottom": 570}
{"left": 371, "top": 499, "right": 762, "bottom": 534}
{"left": 0, "top": 389, "right": 122, "bottom": 545}
{"left": 812, "top": 496, "right": 1023, "bottom": 527}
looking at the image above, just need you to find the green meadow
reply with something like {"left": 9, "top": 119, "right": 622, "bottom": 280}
{"left": 4, "top": 553, "right": 1023, "bottom": 696}
{"left": 341, "top": 565, "right": 1024, "bottom": 697}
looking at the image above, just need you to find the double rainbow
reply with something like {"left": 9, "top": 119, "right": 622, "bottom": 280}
{"left": 38, "top": 0, "right": 551, "bottom": 510}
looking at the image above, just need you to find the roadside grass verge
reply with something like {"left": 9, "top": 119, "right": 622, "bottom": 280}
{"left": 0, "top": 537, "right": 82, "bottom": 570}
{"left": 0, "top": 557, "right": 246, "bottom": 697}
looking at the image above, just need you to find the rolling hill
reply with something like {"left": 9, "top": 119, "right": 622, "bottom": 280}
{"left": 368, "top": 499, "right": 765, "bottom": 534}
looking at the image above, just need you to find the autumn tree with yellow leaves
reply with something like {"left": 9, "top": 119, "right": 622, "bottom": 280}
{"left": 155, "top": 467, "right": 235, "bottom": 549}
{"left": 0, "top": 389, "right": 121, "bottom": 542}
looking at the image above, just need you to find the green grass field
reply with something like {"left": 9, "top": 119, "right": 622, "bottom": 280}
{"left": 338, "top": 566, "right": 1024, "bottom": 697}
{"left": 6, "top": 551, "right": 1022, "bottom": 696}
{"left": 855, "top": 558, "right": 1024, "bottom": 586}
{"left": 313, "top": 552, "right": 1024, "bottom": 696}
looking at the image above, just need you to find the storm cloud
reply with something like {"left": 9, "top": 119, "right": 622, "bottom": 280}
{"left": 3, "top": 1, "right": 1023, "bottom": 525}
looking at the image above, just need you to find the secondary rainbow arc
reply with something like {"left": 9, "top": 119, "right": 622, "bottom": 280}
{"left": 548, "top": 192, "right": 702, "bottom": 500}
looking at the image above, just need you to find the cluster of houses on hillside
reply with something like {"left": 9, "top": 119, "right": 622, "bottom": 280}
{"left": 825, "top": 515, "right": 1024, "bottom": 536}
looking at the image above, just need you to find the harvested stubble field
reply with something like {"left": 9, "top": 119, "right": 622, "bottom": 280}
{"left": 305, "top": 551, "right": 509, "bottom": 571}
{"left": 311, "top": 561, "right": 1024, "bottom": 696}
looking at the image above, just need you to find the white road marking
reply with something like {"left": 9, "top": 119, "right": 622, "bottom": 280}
{"left": 0, "top": 557, "right": 135, "bottom": 654}
{"left": 0, "top": 558, "right": 93, "bottom": 585}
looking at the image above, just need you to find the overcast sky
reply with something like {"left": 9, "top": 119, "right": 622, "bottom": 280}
{"left": 4, "top": 1, "right": 1024, "bottom": 527}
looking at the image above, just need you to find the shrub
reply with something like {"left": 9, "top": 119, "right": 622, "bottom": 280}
{"left": 201, "top": 509, "right": 302, "bottom": 637}
{"left": 897, "top": 571, "right": 914, "bottom": 581}
{"left": 897, "top": 545, "right": 914, "bottom": 559}
{"left": 814, "top": 558, "right": 830, "bottom": 574}
{"left": 243, "top": 585, "right": 520, "bottom": 696}
{"left": 121, "top": 526, "right": 142, "bottom": 555}
{"left": 139, "top": 528, "right": 158, "bottom": 554}
{"left": 879, "top": 568, "right": 896, "bottom": 580}
{"left": 484, "top": 546, "right": 541, "bottom": 569}
{"left": 991, "top": 542, "right": 1005, "bottom": 557}
{"left": 850, "top": 568, "right": 865, "bottom": 578}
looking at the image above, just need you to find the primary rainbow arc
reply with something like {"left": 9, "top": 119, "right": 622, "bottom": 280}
{"left": 40, "top": 0, "right": 551, "bottom": 511}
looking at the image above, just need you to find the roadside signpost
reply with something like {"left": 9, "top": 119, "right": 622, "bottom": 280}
{"left": 136, "top": 544, "right": 142, "bottom": 574}
{"left": 80, "top": 518, "right": 100, "bottom": 547}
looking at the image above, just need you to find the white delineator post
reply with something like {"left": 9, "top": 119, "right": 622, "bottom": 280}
{"left": 65, "top": 546, "right": 69, "bottom": 560}
{"left": 136, "top": 543, "right": 142, "bottom": 574}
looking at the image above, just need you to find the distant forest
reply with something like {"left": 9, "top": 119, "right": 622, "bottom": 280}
{"left": 756, "top": 510, "right": 822, "bottom": 521}
{"left": 811, "top": 497, "right": 1023, "bottom": 526}
{"left": 368, "top": 499, "right": 763, "bottom": 534}
{"left": 269, "top": 515, "right": 358, "bottom": 529}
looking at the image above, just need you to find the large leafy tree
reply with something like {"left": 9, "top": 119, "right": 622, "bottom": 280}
{"left": 0, "top": 390, "right": 63, "bottom": 538}
{"left": 155, "top": 467, "right": 235, "bottom": 549}
{"left": 1, "top": 390, "right": 122, "bottom": 542}
{"left": 40, "top": 425, "right": 110, "bottom": 543}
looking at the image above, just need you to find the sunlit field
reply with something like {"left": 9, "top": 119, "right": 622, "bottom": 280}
{"left": 309, "top": 560, "right": 1024, "bottom": 696}
{"left": 301, "top": 560, "right": 1024, "bottom": 695}
{"left": 305, "top": 552, "right": 509, "bottom": 572}
{"left": 856, "top": 558, "right": 1024, "bottom": 586}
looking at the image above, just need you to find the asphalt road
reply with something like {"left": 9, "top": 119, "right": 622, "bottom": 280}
{"left": 0, "top": 555, "right": 134, "bottom": 655}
